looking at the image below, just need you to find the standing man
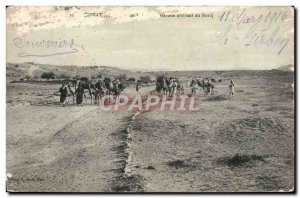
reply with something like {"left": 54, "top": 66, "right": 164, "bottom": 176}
{"left": 229, "top": 79, "right": 235, "bottom": 96}
{"left": 75, "top": 82, "right": 85, "bottom": 107}
{"left": 58, "top": 82, "right": 68, "bottom": 107}
{"left": 136, "top": 81, "right": 141, "bottom": 92}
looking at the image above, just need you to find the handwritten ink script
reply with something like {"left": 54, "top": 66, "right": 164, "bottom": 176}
{"left": 13, "top": 37, "right": 78, "bottom": 57}
{"left": 213, "top": 8, "right": 291, "bottom": 55}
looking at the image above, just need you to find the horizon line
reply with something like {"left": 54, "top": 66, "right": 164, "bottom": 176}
{"left": 6, "top": 62, "right": 294, "bottom": 72}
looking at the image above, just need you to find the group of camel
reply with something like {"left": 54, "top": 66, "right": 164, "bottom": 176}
{"left": 156, "top": 76, "right": 221, "bottom": 96}
{"left": 62, "top": 75, "right": 221, "bottom": 106}
{"left": 65, "top": 77, "right": 125, "bottom": 105}
{"left": 155, "top": 76, "right": 184, "bottom": 96}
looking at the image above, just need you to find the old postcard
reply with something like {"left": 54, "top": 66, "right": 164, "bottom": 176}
{"left": 6, "top": 6, "right": 294, "bottom": 192}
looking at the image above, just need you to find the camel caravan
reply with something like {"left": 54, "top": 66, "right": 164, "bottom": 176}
{"left": 57, "top": 74, "right": 234, "bottom": 107}
{"left": 155, "top": 76, "right": 225, "bottom": 97}
{"left": 58, "top": 77, "right": 125, "bottom": 107}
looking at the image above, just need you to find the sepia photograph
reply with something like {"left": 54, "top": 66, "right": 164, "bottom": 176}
{"left": 6, "top": 5, "right": 295, "bottom": 193}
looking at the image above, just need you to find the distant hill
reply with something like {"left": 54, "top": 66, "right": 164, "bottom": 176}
{"left": 7, "top": 62, "right": 294, "bottom": 83}
{"left": 276, "top": 65, "right": 294, "bottom": 72}
{"left": 6, "top": 62, "right": 139, "bottom": 81}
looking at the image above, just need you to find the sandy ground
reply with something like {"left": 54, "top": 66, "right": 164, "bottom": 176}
{"left": 129, "top": 75, "right": 294, "bottom": 192}
{"left": 6, "top": 71, "right": 294, "bottom": 192}
{"left": 7, "top": 105, "right": 134, "bottom": 192}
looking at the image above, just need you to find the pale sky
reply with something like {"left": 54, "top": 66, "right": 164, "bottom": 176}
{"left": 6, "top": 6, "right": 294, "bottom": 70}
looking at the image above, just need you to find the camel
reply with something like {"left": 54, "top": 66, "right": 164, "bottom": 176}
{"left": 103, "top": 78, "right": 125, "bottom": 104}
{"left": 156, "top": 76, "right": 171, "bottom": 95}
